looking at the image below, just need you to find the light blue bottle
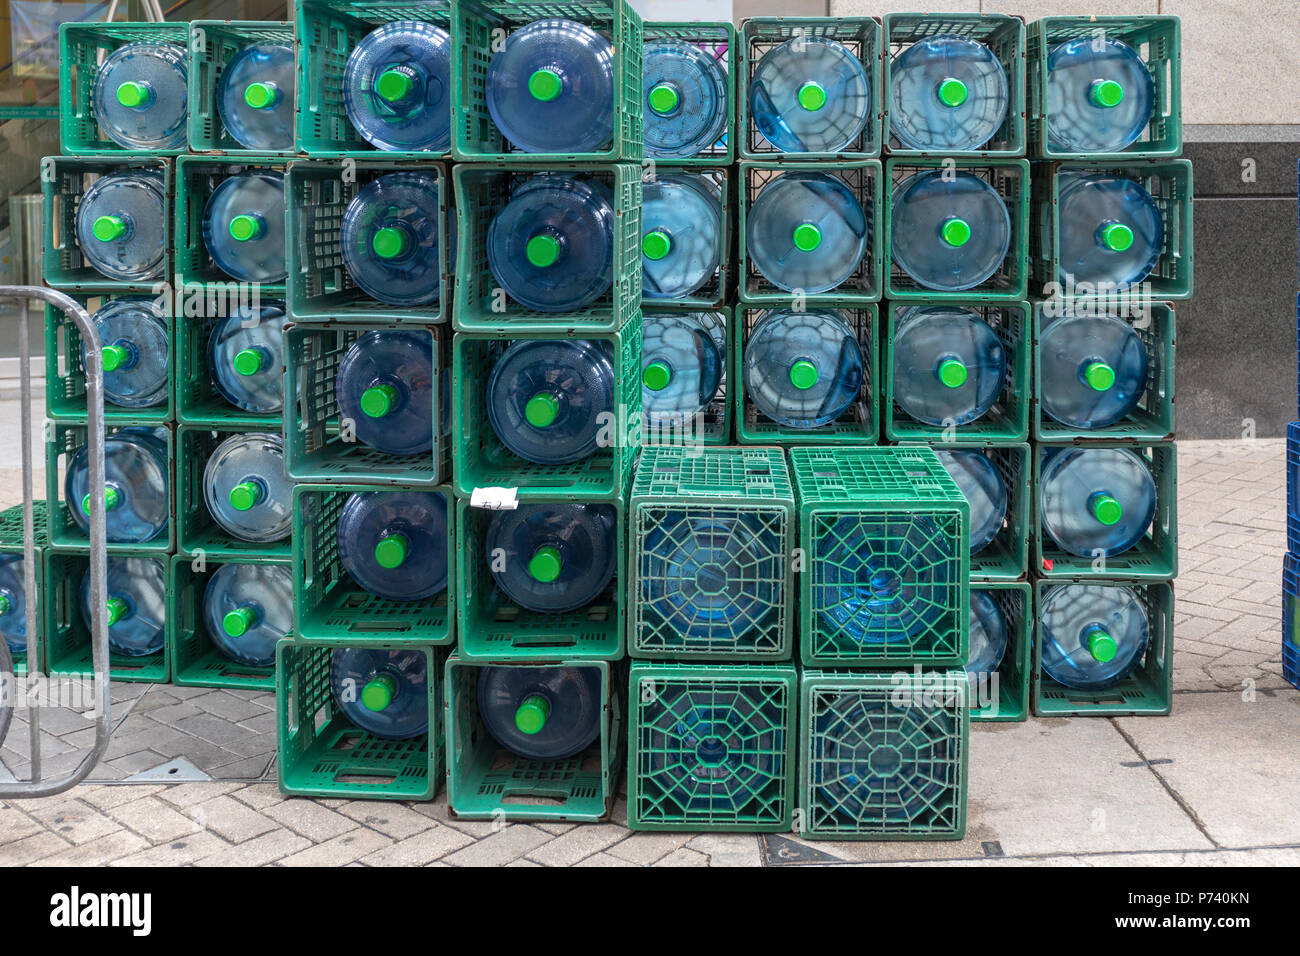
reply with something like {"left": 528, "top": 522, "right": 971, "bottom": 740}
{"left": 486, "top": 339, "right": 616, "bottom": 465}
{"left": 343, "top": 21, "right": 452, "bottom": 152}
{"left": 208, "top": 301, "right": 290, "bottom": 414}
{"left": 890, "top": 170, "right": 1010, "bottom": 292}
{"left": 330, "top": 647, "right": 429, "bottom": 740}
{"left": 341, "top": 172, "right": 444, "bottom": 307}
{"left": 485, "top": 19, "right": 614, "bottom": 154}
{"left": 87, "top": 298, "right": 169, "bottom": 409}
{"left": 335, "top": 330, "right": 434, "bottom": 457}
{"left": 1046, "top": 38, "right": 1154, "bottom": 154}
{"left": 81, "top": 557, "right": 166, "bottom": 657}
{"left": 217, "top": 42, "right": 295, "bottom": 151}
{"left": 643, "top": 41, "right": 728, "bottom": 159}
{"left": 201, "top": 170, "right": 287, "bottom": 283}
{"left": 486, "top": 503, "right": 617, "bottom": 614}
{"left": 936, "top": 449, "right": 1006, "bottom": 555}
{"left": 749, "top": 36, "right": 870, "bottom": 153}
{"left": 338, "top": 491, "right": 448, "bottom": 602}
{"left": 967, "top": 589, "right": 1008, "bottom": 676}
{"left": 487, "top": 175, "right": 614, "bottom": 313}
{"left": 642, "top": 174, "right": 722, "bottom": 300}
{"left": 641, "top": 312, "right": 724, "bottom": 424}
{"left": 1039, "top": 583, "right": 1149, "bottom": 690}
{"left": 1039, "top": 446, "right": 1156, "bottom": 558}
{"left": 91, "top": 41, "right": 188, "bottom": 150}
{"left": 746, "top": 171, "right": 867, "bottom": 294}
{"left": 889, "top": 35, "right": 1008, "bottom": 152}
{"left": 1039, "top": 311, "right": 1149, "bottom": 429}
{"left": 891, "top": 306, "right": 1006, "bottom": 426}
{"left": 202, "top": 432, "right": 292, "bottom": 544}
{"left": 203, "top": 563, "right": 292, "bottom": 667}
{"left": 743, "top": 309, "right": 863, "bottom": 428}
{"left": 76, "top": 170, "right": 168, "bottom": 282}
{"left": 1056, "top": 173, "right": 1162, "bottom": 289}
{"left": 477, "top": 665, "right": 603, "bottom": 760}
{"left": 67, "top": 428, "right": 170, "bottom": 544}
{"left": 0, "top": 555, "right": 31, "bottom": 656}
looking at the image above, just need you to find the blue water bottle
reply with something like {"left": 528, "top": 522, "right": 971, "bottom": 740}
{"left": 203, "top": 563, "right": 292, "bottom": 667}
{"left": 1039, "top": 446, "right": 1156, "bottom": 558}
{"left": 642, "top": 312, "right": 724, "bottom": 426}
{"left": 82, "top": 557, "right": 166, "bottom": 657}
{"left": 936, "top": 449, "right": 1007, "bottom": 555}
{"left": 889, "top": 35, "right": 1008, "bottom": 151}
{"left": 88, "top": 298, "right": 170, "bottom": 409}
{"left": 967, "top": 589, "right": 1008, "bottom": 676}
{"left": 891, "top": 306, "right": 1006, "bottom": 426}
{"left": 890, "top": 170, "right": 1010, "bottom": 291}
{"left": 1039, "top": 311, "right": 1149, "bottom": 429}
{"left": 1040, "top": 583, "right": 1149, "bottom": 689}
{"left": 334, "top": 330, "right": 434, "bottom": 456}
{"left": 76, "top": 170, "right": 168, "bottom": 282}
{"left": 0, "top": 555, "right": 32, "bottom": 657}
{"left": 1056, "top": 173, "right": 1162, "bottom": 289}
{"left": 330, "top": 648, "right": 429, "bottom": 739}
{"left": 208, "top": 301, "right": 291, "bottom": 414}
{"left": 91, "top": 41, "right": 188, "bottom": 150}
{"left": 746, "top": 172, "right": 867, "bottom": 294}
{"left": 67, "top": 428, "right": 170, "bottom": 544}
{"left": 1046, "top": 38, "right": 1154, "bottom": 154}
{"left": 218, "top": 42, "right": 295, "bottom": 151}
{"left": 486, "top": 504, "right": 617, "bottom": 613}
{"left": 749, "top": 36, "right": 870, "bottom": 153}
{"left": 343, "top": 21, "right": 452, "bottom": 152}
{"left": 743, "top": 309, "right": 863, "bottom": 428}
{"left": 202, "top": 432, "right": 292, "bottom": 544}
{"left": 340, "top": 172, "right": 444, "bottom": 307}
{"left": 477, "top": 665, "right": 603, "bottom": 760}
{"left": 201, "top": 171, "right": 288, "bottom": 283}
{"left": 643, "top": 41, "right": 728, "bottom": 159}
{"left": 338, "top": 491, "right": 448, "bottom": 602}
{"left": 642, "top": 174, "right": 722, "bottom": 300}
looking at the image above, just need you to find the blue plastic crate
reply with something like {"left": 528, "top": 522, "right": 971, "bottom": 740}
{"left": 1289, "top": 422, "right": 1300, "bottom": 553}
{"left": 1284, "top": 552, "right": 1300, "bottom": 691}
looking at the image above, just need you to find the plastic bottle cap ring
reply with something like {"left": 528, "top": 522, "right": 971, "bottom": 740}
{"left": 361, "top": 384, "right": 399, "bottom": 418}
{"left": 101, "top": 344, "right": 128, "bottom": 373}
{"left": 362, "top": 674, "right": 397, "bottom": 712}
{"left": 528, "top": 545, "right": 563, "bottom": 583}
{"left": 525, "top": 392, "right": 559, "bottom": 428}
{"left": 1092, "top": 493, "right": 1123, "bottom": 526}
{"left": 372, "top": 226, "right": 410, "bottom": 259}
{"left": 938, "top": 358, "right": 968, "bottom": 388}
{"left": 106, "top": 597, "right": 129, "bottom": 627}
{"left": 229, "top": 215, "right": 262, "bottom": 242}
{"left": 528, "top": 68, "right": 563, "bottom": 102}
{"left": 1088, "top": 630, "right": 1119, "bottom": 663}
{"left": 797, "top": 81, "right": 826, "bottom": 111}
{"left": 789, "top": 360, "right": 819, "bottom": 390}
{"left": 115, "top": 81, "right": 149, "bottom": 108}
{"left": 229, "top": 480, "right": 263, "bottom": 512}
{"left": 514, "top": 694, "right": 551, "bottom": 734}
{"left": 938, "top": 77, "right": 968, "bottom": 107}
{"left": 1101, "top": 223, "right": 1134, "bottom": 252}
{"left": 375, "top": 69, "right": 414, "bottom": 103}
{"left": 84, "top": 487, "right": 121, "bottom": 514}
{"left": 92, "top": 216, "right": 126, "bottom": 242}
{"left": 374, "top": 533, "right": 410, "bottom": 570}
{"left": 642, "top": 230, "right": 672, "bottom": 260}
{"left": 941, "top": 217, "right": 972, "bottom": 247}
{"left": 1091, "top": 79, "right": 1125, "bottom": 108}
{"left": 649, "top": 83, "right": 680, "bottom": 114}
{"left": 223, "top": 606, "right": 257, "bottom": 637}
{"left": 642, "top": 361, "right": 672, "bottom": 391}
{"left": 1084, "top": 361, "right": 1116, "bottom": 391}
{"left": 234, "top": 348, "right": 265, "bottom": 376}
{"left": 244, "top": 82, "right": 277, "bottom": 110}
{"left": 793, "top": 223, "right": 822, "bottom": 252}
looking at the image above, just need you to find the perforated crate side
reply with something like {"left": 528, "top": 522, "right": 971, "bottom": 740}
{"left": 188, "top": 20, "right": 297, "bottom": 156}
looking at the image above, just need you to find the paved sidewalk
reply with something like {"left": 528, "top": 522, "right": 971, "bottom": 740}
{"left": 1, "top": 438, "right": 1296, "bottom": 866}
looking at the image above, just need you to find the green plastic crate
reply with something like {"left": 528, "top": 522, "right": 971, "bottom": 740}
{"left": 884, "top": 157, "right": 1030, "bottom": 301}
{"left": 455, "top": 496, "right": 622, "bottom": 661}
{"left": 452, "top": 163, "right": 642, "bottom": 332}
{"left": 882, "top": 13, "right": 1026, "bottom": 158}
{"left": 642, "top": 165, "right": 731, "bottom": 310}
{"left": 641, "top": 309, "right": 732, "bottom": 447}
{"left": 738, "top": 160, "right": 882, "bottom": 305}
{"left": 452, "top": 316, "right": 642, "bottom": 501}
{"left": 285, "top": 159, "right": 454, "bottom": 324}
{"left": 284, "top": 322, "right": 451, "bottom": 486}
{"left": 277, "top": 640, "right": 443, "bottom": 800}
{"left": 790, "top": 445, "right": 969, "bottom": 667}
{"left": 1033, "top": 578, "right": 1173, "bottom": 717}
{"left": 451, "top": 0, "right": 644, "bottom": 163}
{"left": 444, "top": 656, "right": 622, "bottom": 821}
{"left": 1034, "top": 441, "right": 1177, "bottom": 580}
{"left": 884, "top": 301, "right": 1030, "bottom": 444}
{"left": 59, "top": 22, "right": 191, "bottom": 156}
{"left": 799, "top": 669, "right": 968, "bottom": 840}
{"left": 971, "top": 580, "right": 1032, "bottom": 723}
{"left": 41, "top": 155, "right": 172, "bottom": 292}
{"left": 188, "top": 21, "right": 297, "bottom": 156}
{"left": 738, "top": 17, "right": 882, "bottom": 160}
{"left": 0, "top": 502, "right": 49, "bottom": 677}
{"left": 628, "top": 662, "right": 797, "bottom": 831}
{"left": 642, "top": 21, "right": 736, "bottom": 166}
{"left": 1028, "top": 16, "right": 1181, "bottom": 160}
{"left": 1033, "top": 300, "right": 1175, "bottom": 443}
{"left": 629, "top": 446, "right": 794, "bottom": 661}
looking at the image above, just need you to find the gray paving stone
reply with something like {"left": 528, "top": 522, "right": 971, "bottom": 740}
{"left": 188, "top": 794, "right": 280, "bottom": 843}
{"left": 686, "top": 833, "right": 764, "bottom": 867}
{"left": 109, "top": 831, "right": 232, "bottom": 867}
{"left": 605, "top": 832, "right": 693, "bottom": 865}
{"left": 30, "top": 828, "right": 152, "bottom": 867}
{"left": 194, "top": 828, "right": 312, "bottom": 867}
{"left": 0, "top": 830, "right": 73, "bottom": 865}
{"left": 358, "top": 825, "right": 477, "bottom": 866}
{"left": 527, "top": 824, "right": 628, "bottom": 867}
{"left": 108, "top": 795, "right": 203, "bottom": 844}
{"left": 336, "top": 801, "right": 438, "bottom": 840}
{"left": 24, "top": 797, "right": 125, "bottom": 846}
{"left": 263, "top": 798, "right": 360, "bottom": 841}
{"left": 654, "top": 846, "right": 710, "bottom": 867}
{"left": 277, "top": 827, "right": 394, "bottom": 866}
{"left": 442, "top": 825, "right": 552, "bottom": 867}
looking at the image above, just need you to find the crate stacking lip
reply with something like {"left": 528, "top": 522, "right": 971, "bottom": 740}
{"left": 970, "top": 581, "right": 1032, "bottom": 723}
{"left": 188, "top": 20, "right": 297, "bottom": 156}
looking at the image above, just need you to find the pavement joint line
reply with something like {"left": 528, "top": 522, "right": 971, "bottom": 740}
{"left": 770, "top": 841, "right": 1300, "bottom": 866}
{"left": 1109, "top": 718, "right": 1222, "bottom": 850}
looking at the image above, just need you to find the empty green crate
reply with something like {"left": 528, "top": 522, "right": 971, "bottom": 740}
{"left": 642, "top": 309, "right": 731, "bottom": 447}
{"left": 642, "top": 165, "right": 732, "bottom": 310}
{"left": 0, "top": 502, "right": 49, "bottom": 677}
{"left": 277, "top": 640, "right": 443, "bottom": 800}
{"left": 188, "top": 21, "right": 296, "bottom": 156}
{"left": 628, "top": 662, "right": 797, "bottom": 831}
{"left": 738, "top": 17, "right": 881, "bottom": 160}
{"left": 452, "top": 163, "right": 642, "bottom": 332}
{"left": 1033, "top": 578, "right": 1173, "bottom": 717}
{"left": 799, "top": 669, "right": 968, "bottom": 840}
{"left": 642, "top": 21, "right": 736, "bottom": 167}
{"left": 293, "top": 484, "right": 454, "bottom": 646}
{"left": 629, "top": 446, "right": 794, "bottom": 661}
{"left": 790, "top": 445, "right": 969, "bottom": 668}
{"left": 451, "top": 0, "right": 643, "bottom": 163}
{"left": 884, "top": 301, "right": 1030, "bottom": 444}
{"left": 444, "top": 655, "right": 621, "bottom": 822}
{"left": 971, "top": 580, "right": 1032, "bottom": 723}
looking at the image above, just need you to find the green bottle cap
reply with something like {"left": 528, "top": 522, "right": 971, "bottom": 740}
{"left": 1101, "top": 223, "right": 1134, "bottom": 252}
{"left": 375, "top": 68, "right": 414, "bottom": 103}
{"left": 101, "top": 344, "right": 129, "bottom": 373}
{"left": 115, "top": 81, "right": 149, "bottom": 108}
{"left": 372, "top": 226, "right": 410, "bottom": 260}
{"left": 789, "top": 360, "right": 819, "bottom": 390}
{"left": 642, "top": 360, "right": 672, "bottom": 391}
{"left": 1087, "top": 629, "right": 1119, "bottom": 663}
{"left": 83, "top": 487, "right": 121, "bottom": 514}
{"left": 228, "top": 480, "right": 262, "bottom": 512}
{"left": 528, "top": 68, "right": 563, "bottom": 102}
{"left": 244, "top": 81, "right": 277, "bottom": 110}
{"left": 938, "top": 77, "right": 968, "bottom": 107}
{"left": 106, "top": 597, "right": 129, "bottom": 627}
{"left": 792, "top": 223, "right": 822, "bottom": 252}
{"left": 1084, "top": 361, "right": 1116, "bottom": 391}
{"left": 525, "top": 392, "right": 559, "bottom": 428}
{"left": 0, "top": 594, "right": 11, "bottom": 616}
{"left": 649, "top": 83, "right": 679, "bottom": 114}
{"left": 92, "top": 215, "right": 126, "bottom": 243}
{"left": 797, "top": 81, "right": 826, "bottom": 111}
{"left": 362, "top": 673, "right": 398, "bottom": 712}
{"left": 229, "top": 214, "right": 262, "bottom": 242}
{"left": 1091, "top": 493, "right": 1122, "bottom": 526}
{"left": 941, "top": 217, "right": 972, "bottom": 247}
{"left": 525, "top": 234, "right": 561, "bottom": 268}
{"left": 938, "top": 358, "right": 968, "bottom": 388}
{"left": 1090, "top": 79, "right": 1125, "bottom": 109}
{"left": 514, "top": 694, "right": 551, "bottom": 734}
{"left": 642, "top": 230, "right": 672, "bottom": 261}
{"left": 234, "top": 348, "right": 265, "bottom": 377}
{"left": 374, "top": 533, "right": 410, "bottom": 570}
{"left": 528, "top": 545, "right": 562, "bottom": 583}
{"left": 361, "top": 383, "right": 399, "bottom": 419}
{"left": 223, "top": 605, "right": 258, "bottom": 638}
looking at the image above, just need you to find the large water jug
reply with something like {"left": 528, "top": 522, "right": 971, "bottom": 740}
{"left": 201, "top": 171, "right": 287, "bottom": 283}
{"left": 486, "top": 339, "right": 616, "bottom": 465}
{"left": 641, "top": 312, "right": 724, "bottom": 425}
{"left": 0, "top": 555, "right": 32, "bottom": 656}
{"left": 92, "top": 41, "right": 188, "bottom": 150}
{"left": 335, "top": 330, "right": 434, "bottom": 457}
{"left": 642, "top": 174, "right": 722, "bottom": 300}
{"left": 202, "top": 432, "right": 292, "bottom": 544}
{"left": 485, "top": 19, "right": 614, "bottom": 154}
{"left": 967, "top": 588, "right": 1008, "bottom": 677}
{"left": 477, "top": 665, "right": 603, "bottom": 760}
{"left": 1039, "top": 311, "right": 1149, "bottom": 429}
{"left": 67, "top": 428, "right": 169, "bottom": 543}
{"left": 486, "top": 503, "right": 617, "bottom": 613}
{"left": 746, "top": 172, "right": 867, "bottom": 294}
{"left": 891, "top": 306, "right": 1005, "bottom": 426}
{"left": 88, "top": 298, "right": 170, "bottom": 409}
{"left": 1039, "top": 446, "right": 1156, "bottom": 558}
{"left": 890, "top": 170, "right": 1010, "bottom": 291}
{"left": 1056, "top": 173, "right": 1162, "bottom": 289}
{"left": 343, "top": 21, "right": 452, "bottom": 152}
{"left": 81, "top": 557, "right": 166, "bottom": 657}
{"left": 203, "top": 563, "right": 292, "bottom": 667}
{"left": 76, "top": 170, "right": 168, "bottom": 282}
{"left": 217, "top": 42, "right": 295, "bottom": 151}
{"left": 936, "top": 449, "right": 1007, "bottom": 555}
{"left": 743, "top": 309, "right": 863, "bottom": 428}
{"left": 208, "top": 301, "right": 290, "bottom": 414}
{"left": 341, "top": 172, "right": 444, "bottom": 307}
{"left": 749, "top": 36, "right": 870, "bottom": 153}
{"left": 1039, "top": 583, "right": 1148, "bottom": 689}
{"left": 642, "top": 41, "right": 727, "bottom": 159}
{"left": 330, "top": 647, "right": 429, "bottom": 739}
{"left": 889, "top": 35, "right": 1007, "bottom": 152}
{"left": 487, "top": 175, "right": 614, "bottom": 313}
{"left": 1046, "top": 38, "right": 1154, "bottom": 154}
{"left": 338, "top": 491, "right": 448, "bottom": 602}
